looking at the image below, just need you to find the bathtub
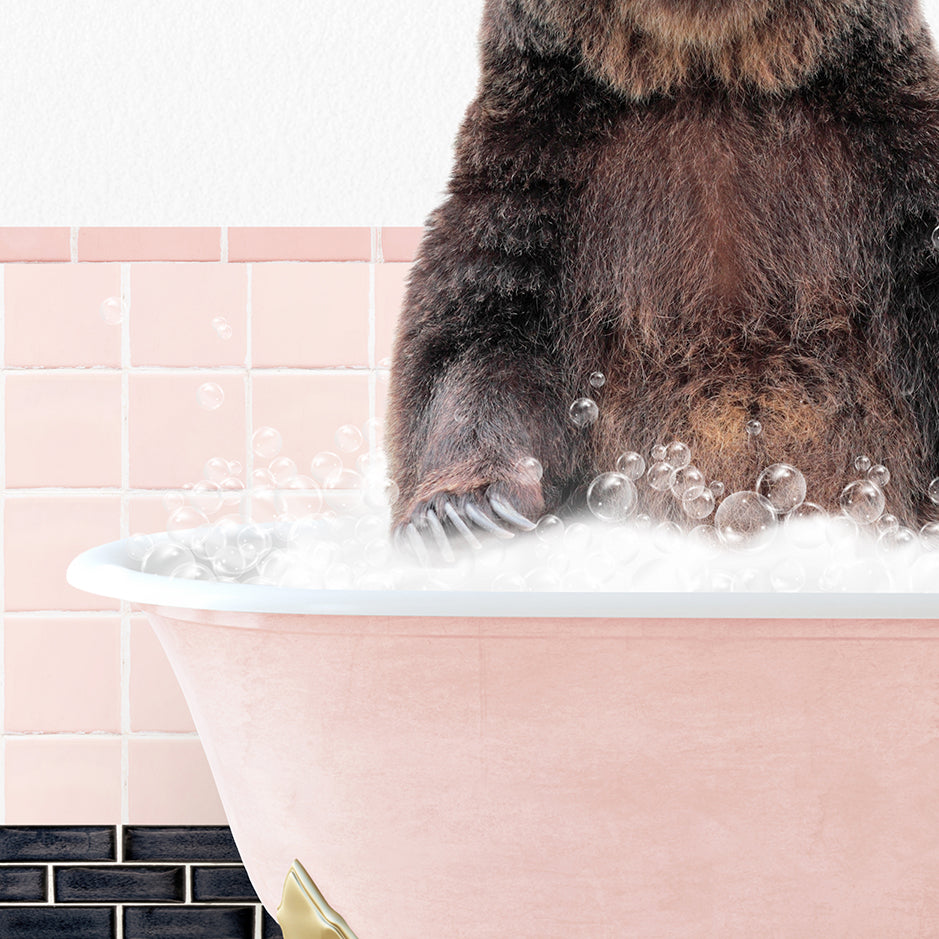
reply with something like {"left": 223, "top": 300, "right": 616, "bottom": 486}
{"left": 68, "top": 535, "right": 939, "bottom": 937}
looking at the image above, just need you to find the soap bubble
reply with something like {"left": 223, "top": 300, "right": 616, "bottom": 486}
{"left": 647, "top": 462, "right": 677, "bottom": 492}
{"left": 688, "top": 524, "right": 721, "bottom": 551}
{"left": 652, "top": 521, "right": 683, "bottom": 553}
{"left": 252, "top": 427, "right": 283, "bottom": 460}
{"left": 746, "top": 419, "right": 763, "bottom": 436}
{"left": 100, "top": 296, "right": 122, "bottom": 326}
{"left": 515, "top": 456, "right": 544, "bottom": 484}
{"left": 875, "top": 514, "right": 899, "bottom": 536}
{"left": 280, "top": 475, "right": 324, "bottom": 517}
{"left": 189, "top": 480, "right": 223, "bottom": 515}
{"left": 236, "top": 524, "right": 273, "bottom": 566}
{"left": 569, "top": 397, "right": 599, "bottom": 427}
{"left": 310, "top": 451, "right": 343, "bottom": 487}
{"left": 785, "top": 502, "right": 828, "bottom": 548}
{"left": 734, "top": 568, "right": 770, "bottom": 592}
{"left": 564, "top": 521, "right": 592, "bottom": 552}
{"left": 219, "top": 477, "right": 246, "bottom": 507}
{"left": 162, "top": 490, "right": 185, "bottom": 513}
{"left": 651, "top": 444, "right": 668, "bottom": 462}
{"left": 167, "top": 506, "right": 211, "bottom": 541}
{"left": 929, "top": 478, "right": 939, "bottom": 504}
{"left": 212, "top": 316, "right": 232, "bottom": 340}
{"left": 335, "top": 424, "right": 364, "bottom": 454}
{"left": 197, "top": 382, "right": 225, "bottom": 411}
{"left": 587, "top": 473, "right": 637, "bottom": 522}
{"left": 615, "top": 451, "right": 646, "bottom": 480}
{"left": 142, "top": 542, "right": 195, "bottom": 576}
{"left": 204, "top": 457, "right": 230, "bottom": 482}
{"left": 682, "top": 487, "right": 716, "bottom": 519}
{"left": 714, "top": 491, "right": 777, "bottom": 549}
{"left": 920, "top": 521, "right": 939, "bottom": 550}
{"left": 228, "top": 460, "right": 243, "bottom": 476}
{"left": 126, "top": 533, "right": 155, "bottom": 562}
{"left": 709, "top": 481, "right": 725, "bottom": 498}
{"left": 588, "top": 371, "right": 606, "bottom": 389}
{"left": 878, "top": 526, "right": 918, "bottom": 555}
{"left": 867, "top": 464, "right": 890, "bottom": 487}
{"left": 170, "top": 562, "right": 215, "bottom": 581}
{"left": 212, "top": 545, "right": 256, "bottom": 577}
{"left": 756, "top": 463, "right": 806, "bottom": 514}
{"left": 840, "top": 479, "right": 885, "bottom": 525}
{"left": 664, "top": 441, "right": 691, "bottom": 470}
{"left": 770, "top": 558, "right": 807, "bottom": 592}
{"left": 269, "top": 457, "right": 298, "bottom": 484}
{"left": 855, "top": 455, "right": 872, "bottom": 473}
{"left": 826, "top": 514, "right": 860, "bottom": 548}
{"left": 535, "top": 514, "right": 564, "bottom": 542}
{"left": 670, "top": 464, "right": 706, "bottom": 500}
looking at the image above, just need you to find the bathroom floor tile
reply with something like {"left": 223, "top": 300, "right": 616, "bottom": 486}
{"left": 4, "top": 263, "right": 121, "bottom": 367}
{"left": 5, "top": 738, "right": 122, "bottom": 824}
{"left": 251, "top": 263, "right": 369, "bottom": 367}
{"left": 5, "top": 615, "right": 121, "bottom": 732}
{"left": 130, "top": 263, "right": 247, "bottom": 366}
{"left": 0, "top": 866, "right": 47, "bottom": 901}
{"left": 123, "top": 906, "right": 254, "bottom": 939}
{"left": 0, "top": 906, "right": 114, "bottom": 938}
{"left": 0, "top": 826, "right": 116, "bottom": 861}
{"left": 122, "top": 826, "right": 239, "bottom": 863}
{"left": 54, "top": 866, "right": 185, "bottom": 903}
{"left": 5, "top": 372, "right": 122, "bottom": 488}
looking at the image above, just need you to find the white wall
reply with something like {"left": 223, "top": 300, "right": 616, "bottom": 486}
{"left": 0, "top": 0, "right": 937, "bottom": 226}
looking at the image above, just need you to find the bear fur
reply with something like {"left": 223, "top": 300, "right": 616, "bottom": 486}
{"left": 386, "top": 0, "right": 939, "bottom": 537}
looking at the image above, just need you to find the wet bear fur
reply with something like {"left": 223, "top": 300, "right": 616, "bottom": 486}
{"left": 387, "top": 0, "right": 939, "bottom": 534}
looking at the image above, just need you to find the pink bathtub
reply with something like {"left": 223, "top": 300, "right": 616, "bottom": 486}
{"left": 68, "top": 537, "right": 939, "bottom": 937}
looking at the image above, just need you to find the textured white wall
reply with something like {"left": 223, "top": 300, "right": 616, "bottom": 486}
{"left": 0, "top": 0, "right": 937, "bottom": 225}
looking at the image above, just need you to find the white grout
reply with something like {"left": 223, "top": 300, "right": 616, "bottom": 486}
{"left": 120, "top": 264, "right": 131, "bottom": 826}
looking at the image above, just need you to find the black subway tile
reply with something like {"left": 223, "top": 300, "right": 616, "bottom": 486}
{"left": 0, "top": 826, "right": 115, "bottom": 862}
{"left": 261, "top": 908, "right": 285, "bottom": 938}
{"left": 123, "top": 826, "right": 240, "bottom": 863}
{"left": 0, "top": 906, "right": 114, "bottom": 938}
{"left": 123, "top": 905, "right": 255, "bottom": 939}
{"left": 191, "top": 865, "right": 258, "bottom": 902}
{"left": 55, "top": 865, "right": 185, "bottom": 903}
{"left": 0, "top": 865, "right": 47, "bottom": 901}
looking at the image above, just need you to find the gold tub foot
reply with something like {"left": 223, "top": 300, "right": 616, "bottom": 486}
{"left": 277, "top": 860, "right": 360, "bottom": 939}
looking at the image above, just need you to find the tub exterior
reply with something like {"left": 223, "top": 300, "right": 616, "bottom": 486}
{"left": 143, "top": 607, "right": 939, "bottom": 938}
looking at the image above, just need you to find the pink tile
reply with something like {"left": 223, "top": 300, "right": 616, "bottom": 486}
{"left": 130, "top": 263, "right": 247, "bottom": 366}
{"left": 381, "top": 227, "right": 424, "bottom": 262}
{"left": 0, "top": 228, "right": 71, "bottom": 262}
{"left": 5, "top": 615, "right": 121, "bottom": 732}
{"left": 375, "top": 371, "right": 390, "bottom": 424}
{"left": 252, "top": 373, "right": 370, "bottom": 478}
{"left": 128, "top": 372, "right": 246, "bottom": 488}
{"left": 229, "top": 227, "right": 370, "bottom": 262}
{"left": 4, "top": 263, "right": 121, "bottom": 367}
{"left": 4, "top": 494, "right": 121, "bottom": 611}
{"left": 374, "top": 263, "right": 410, "bottom": 365}
{"left": 5, "top": 373, "right": 122, "bottom": 488}
{"left": 128, "top": 492, "right": 174, "bottom": 537}
{"left": 127, "top": 738, "right": 227, "bottom": 824}
{"left": 130, "top": 616, "right": 196, "bottom": 732}
{"left": 78, "top": 228, "right": 220, "bottom": 261}
{"left": 6, "top": 737, "right": 122, "bottom": 823}
{"left": 252, "top": 263, "right": 369, "bottom": 367}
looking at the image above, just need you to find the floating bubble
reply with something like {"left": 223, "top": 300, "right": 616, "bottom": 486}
{"left": 709, "top": 481, "right": 725, "bottom": 498}
{"left": 335, "top": 424, "right": 364, "bottom": 454}
{"left": 569, "top": 397, "right": 599, "bottom": 427}
{"left": 564, "top": 521, "right": 592, "bottom": 553}
{"left": 188, "top": 480, "right": 223, "bottom": 515}
{"left": 587, "top": 473, "right": 637, "bottom": 522}
{"left": 867, "top": 464, "right": 890, "bottom": 487}
{"left": 269, "top": 456, "right": 298, "bottom": 484}
{"left": 688, "top": 524, "right": 721, "bottom": 551}
{"left": 219, "top": 476, "right": 246, "bottom": 507}
{"left": 826, "top": 514, "right": 860, "bottom": 548}
{"left": 126, "top": 533, "right": 155, "bottom": 562}
{"left": 162, "top": 490, "right": 186, "bottom": 513}
{"left": 875, "top": 514, "right": 899, "bottom": 536}
{"left": 310, "top": 451, "right": 343, "bottom": 487}
{"left": 714, "top": 491, "right": 777, "bottom": 549}
{"left": 204, "top": 457, "right": 230, "bottom": 482}
{"left": 651, "top": 444, "right": 668, "bottom": 463}
{"left": 647, "top": 462, "right": 677, "bottom": 492}
{"left": 746, "top": 419, "right": 763, "bottom": 436}
{"left": 615, "top": 451, "right": 646, "bottom": 480}
{"left": 770, "top": 559, "right": 806, "bottom": 593}
{"left": 785, "top": 501, "right": 828, "bottom": 548}
{"left": 236, "top": 524, "right": 273, "bottom": 566}
{"left": 855, "top": 455, "right": 872, "bottom": 473}
{"left": 652, "top": 521, "right": 683, "bottom": 553}
{"left": 142, "top": 542, "right": 195, "bottom": 576}
{"left": 281, "top": 475, "right": 323, "bottom": 517}
{"left": 756, "top": 463, "right": 806, "bottom": 515}
{"left": 840, "top": 479, "right": 885, "bottom": 525}
{"left": 212, "top": 316, "right": 232, "bottom": 340}
{"left": 170, "top": 562, "right": 215, "bottom": 581}
{"left": 920, "top": 521, "right": 939, "bottom": 550}
{"left": 930, "top": 478, "right": 939, "bottom": 505}
{"left": 670, "top": 464, "right": 706, "bottom": 500}
{"left": 515, "top": 456, "right": 544, "bottom": 484}
{"left": 878, "top": 526, "right": 918, "bottom": 555}
{"left": 197, "top": 382, "right": 225, "bottom": 410}
{"left": 228, "top": 460, "right": 243, "bottom": 476}
{"left": 100, "top": 296, "right": 123, "bottom": 326}
{"left": 252, "top": 427, "right": 283, "bottom": 460}
{"left": 588, "top": 371, "right": 606, "bottom": 389}
{"left": 682, "top": 487, "right": 716, "bottom": 520}
{"left": 664, "top": 441, "right": 691, "bottom": 470}
{"left": 535, "top": 514, "right": 565, "bottom": 542}
{"left": 167, "top": 506, "right": 211, "bottom": 541}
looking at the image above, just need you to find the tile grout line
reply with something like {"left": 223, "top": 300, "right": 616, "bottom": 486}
{"left": 120, "top": 263, "right": 131, "bottom": 829}
{"left": 220, "top": 228, "right": 229, "bottom": 264}
{"left": 0, "top": 262, "right": 6, "bottom": 824}
{"left": 246, "top": 264, "right": 254, "bottom": 489}
{"left": 69, "top": 228, "right": 78, "bottom": 263}
{"left": 368, "top": 232, "right": 377, "bottom": 449}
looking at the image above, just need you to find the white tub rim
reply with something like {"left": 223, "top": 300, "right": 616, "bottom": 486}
{"left": 66, "top": 536, "right": 939, "bottom": 620}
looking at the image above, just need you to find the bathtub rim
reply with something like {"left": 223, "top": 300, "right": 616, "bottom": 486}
{"left": 66, "top": 535, "right": 939, "bottom": 620}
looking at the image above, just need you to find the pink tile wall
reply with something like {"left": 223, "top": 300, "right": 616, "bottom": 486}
{"left": 0, "top": 226, "right": 418, "bottom": 824}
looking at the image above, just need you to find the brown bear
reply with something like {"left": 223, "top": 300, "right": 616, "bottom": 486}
{"left": 386, "top": 0, "right": 939, "bottom": 546}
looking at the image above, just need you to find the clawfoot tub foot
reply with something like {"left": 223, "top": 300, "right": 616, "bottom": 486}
{"left": 277, "top": 860, "right": 359, "bottom": 939}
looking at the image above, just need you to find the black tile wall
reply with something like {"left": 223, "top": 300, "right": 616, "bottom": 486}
{"left": 0, "top": 826, "right": 284, "bottom": 939}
